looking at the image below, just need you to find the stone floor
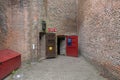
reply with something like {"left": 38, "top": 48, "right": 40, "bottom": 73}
{"left": 5, "top": 56, "right": 107, "bottom": 80}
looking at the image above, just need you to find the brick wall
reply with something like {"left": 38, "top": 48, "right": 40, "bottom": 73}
{"left": 46, "top": 0, "right": 77, "bottom": 35}
{"left": 7, "top": 0, "right": 31, "bottom": 61}
{"left": 0, "top": 0, "right": 8, "bottom": 49}
{"left": 0, "top": 0, "right": 77, "bottom": 61}
{"left": 78, "top": 0, "right": 120, "bottom": 79}
{"left": 45, "top": 0, "right": 77, "bottom": 57}
{"left": 0, "top": 0, "right": 43, "bottom": 61}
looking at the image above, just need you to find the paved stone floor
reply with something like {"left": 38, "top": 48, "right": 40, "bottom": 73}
{"left": 5, "top": 56, "right": 107, "bottom": 80}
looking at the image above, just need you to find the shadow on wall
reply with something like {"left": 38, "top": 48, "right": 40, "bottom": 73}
{"left": 77, "top": 0, "right": 86, "bottom": 54}
{"left": 0, "top": 1, "right": 8, "bottom": 33}
{"left": 0, "top": 1, "right": 8, "bottom": 49}
{"left": 9, "top": 0, "right": 30, "bottom": 8}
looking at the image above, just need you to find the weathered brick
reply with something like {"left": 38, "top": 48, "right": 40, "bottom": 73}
{"left": 78, "top": 0, "right": 120, "bottom": 79}
{"left": 0, "top": 0, "right": 77, "bottom": 61}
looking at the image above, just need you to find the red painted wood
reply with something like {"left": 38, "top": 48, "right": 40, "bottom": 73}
{"left": 66, "top": 36, "right": 78, "bottom": 57}
{"left": 0, "top": 49, "right": 21, "bottom": 80}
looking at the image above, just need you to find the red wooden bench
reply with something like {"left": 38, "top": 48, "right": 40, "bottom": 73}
{"left": 0, "top": 49, "right": 21, "bottom": 80}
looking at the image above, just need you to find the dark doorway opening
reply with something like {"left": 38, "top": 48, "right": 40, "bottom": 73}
{"left": 57, "top": 35, "right": 66, "bottom": 55}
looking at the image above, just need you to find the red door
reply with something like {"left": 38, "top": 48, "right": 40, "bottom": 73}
{"left": 66, "top": 36, "right": 78, "bottom": 57}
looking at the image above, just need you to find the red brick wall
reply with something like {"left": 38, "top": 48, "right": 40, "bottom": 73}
{"left": 47, "top": 0, "right": 77, "bottom": 35}
{"left": 0, "top": 0, "right": 77, "bottom": 61}
{"left": 0, "top": 0, "right": 42, "bottom": 61}
{"left": 78, "top": 0, "right": 120, "bottom": 79}
{"left": 4, "top": 0, "right": 32, "bottom": 61}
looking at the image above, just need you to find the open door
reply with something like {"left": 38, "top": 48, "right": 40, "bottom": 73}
{"left": 66, "top": 36, "right": 78, "bottom": 57}
{"left": 57, "top": 35, "right": 66, "bottom": 55}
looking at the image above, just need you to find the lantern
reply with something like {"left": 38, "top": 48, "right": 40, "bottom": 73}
{"left": 42, "top": 21, "right": 46, "bottom": 32}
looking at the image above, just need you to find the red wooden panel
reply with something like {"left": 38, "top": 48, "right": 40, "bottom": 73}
{"left": 0, "top": 49, "right": 21, "bottom": 80}
{"left": 66, "top": 36, "right": 78, "bottom": 57}
{"left": 0, "top": 49, "right": 20, "bottom": 62}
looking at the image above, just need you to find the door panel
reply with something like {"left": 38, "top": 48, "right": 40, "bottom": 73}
{"left": 46, "top": 33, "right": 56, "bottom": 58}
{"left": 66, "top": 36, "right": 78, "bottom": 57}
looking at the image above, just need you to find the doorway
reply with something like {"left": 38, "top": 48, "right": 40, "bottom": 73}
{"left": 39, "top": 32, "right": 46, "bottom": 60}
{"left": 39, "top": 32, "right": 57, "bottom": 60}
{"left": 66, "top": 36, "right": 78, "bottom": 57}
{"left": 57, "top": 35, "right": 66, "bottom": 55}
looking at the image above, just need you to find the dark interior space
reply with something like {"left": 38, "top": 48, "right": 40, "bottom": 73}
{"left": 39, "top": 32, "right": 46, "bottom": 40}
{"left": 57, "top": 35, "right": 65, "bottom": 55}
